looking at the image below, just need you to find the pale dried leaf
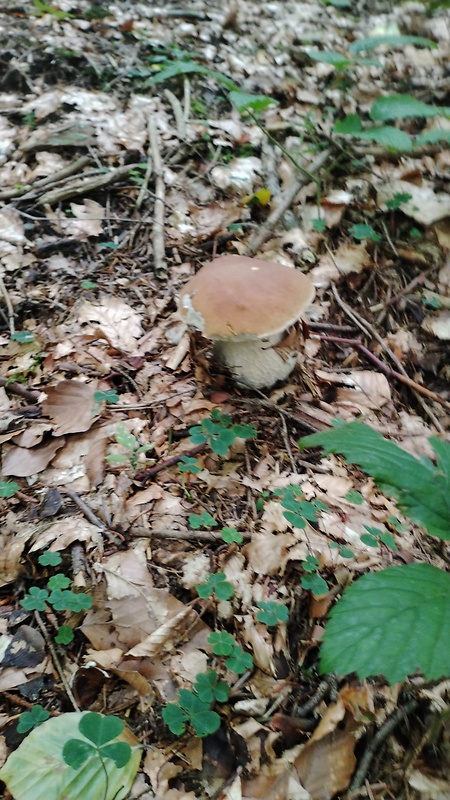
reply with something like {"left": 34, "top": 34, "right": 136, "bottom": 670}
{"left": 2, "top": 438, "right": 66, "bottom": 477}
{"left": 77, "top": 297, "right": 143, "bottom": 353}
{"left": 422, "top": 310, "right": 450, "bottom": 340}
{"left": 377, "top": 180, "right": 450, "bottom": 225}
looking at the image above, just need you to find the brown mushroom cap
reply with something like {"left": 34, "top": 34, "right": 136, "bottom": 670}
{"left": 179, "top": 255, "right": 315, "bottom": 341}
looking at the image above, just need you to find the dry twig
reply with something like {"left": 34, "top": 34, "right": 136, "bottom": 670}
{"left": 148, "top": 117, "right": 167, "bottom": 278}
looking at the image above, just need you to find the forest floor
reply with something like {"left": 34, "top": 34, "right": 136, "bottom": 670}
{"left": 0, "top": 1, "right": 450, "bottom": 799}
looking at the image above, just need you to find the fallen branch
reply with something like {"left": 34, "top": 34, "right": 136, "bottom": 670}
{"left": 38, "top": 162, "right": 142, "bottom": 206}
{"left": 148, "top": 117, "right": 167, "bottom": 278}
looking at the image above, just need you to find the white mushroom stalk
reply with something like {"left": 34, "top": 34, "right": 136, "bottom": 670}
{"left": 179, "top": 255, "right": 315, "bottom": 390}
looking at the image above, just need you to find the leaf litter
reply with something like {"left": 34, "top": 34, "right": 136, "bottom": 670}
{"left": 0, "top": 1, "right": 449, "bottom": 799}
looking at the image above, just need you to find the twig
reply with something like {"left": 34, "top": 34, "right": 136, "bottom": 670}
{"left": 0, "top": 272, "right": 15, "bottom": 333}
{"left": 245, "top": 149, "right": 331, "bottom": 255}
{"left": 348, "top": 699, "right": 418, "bottom": 791}
{"left": 34, "top": 610, "right": 80, "bottom": 711}
{"left": 130, "top": 527, "right": 251, "bottom": 542}
{"left": 164, "top": 89, "right": 187, "bottom": 139}
{"left": 0, "top": 156, "right": 91, "bottom": 201}
{"left": 136, "top": 129, "right": 153, "bottom": 211}
{"left": 236, "top": 396, "right": 326, "bottom": 435}
{"left": 148, "top": 118, "right": 167, "bottom": 278}
{"left": 294, "top": 675, "right": 337, "bottom": 716}
{"left": 331, "top": 284, "right": 446, "bottom": 432}
{"left": 63, "top": 489, "right": 120, "bottom": 544}
{"left": 38, "top": 163, "right": 143, "bottom": 206}
{"left": 135, "top": 443, "right": 206, "bottom": 483}
{"left": 279, "top": 412, "right": 297, "bottom": 472}
{"left": 317, "top": 335, "right": 450, "bottom": 412}
{"left": 0, "top": 377, "right": 39, "bottom": 402}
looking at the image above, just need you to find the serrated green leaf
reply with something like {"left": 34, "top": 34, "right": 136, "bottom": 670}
{"left": 349, "top": 35, "right": 437, "bottom": 54}
{"left": 144, "top": 61, "right": 237, "bottom": 90}
{"left": 320, "top": 564, "right": 450, "bottom": 683}
{"left": 415, "top": 129, "right": 450, "bottom": 146}
{"left": 299, "top": 421, "right": 450, "bottom": 540}
{"left": 370, "top": 94, "right": 450, "bottom": 122}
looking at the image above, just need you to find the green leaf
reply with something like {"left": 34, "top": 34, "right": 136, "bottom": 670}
{"left": 48, "top": 589, "right": 92, "bottom": 612}
{"left": 256, "top": 601, "right": 289, "bottom": 626}
{"left": 320, "top": 564, "right": 450, "bottom": 683}
{"left": 370, "top": 94, "right": 450, "bottom": 122}
{"left": 225, "top": 646, "right": 254, "bottom": 674}
{"left": 196, "top": 572, "right": 234, "bottom": 600}
{"left": 349, "top": 223, "right": 382, "bottom": 242}
{"left": 357, "top": 126, "right": 412, "bottom": 152}
{"left": 94, "top": 389, "right": 120, "bottom": 404}
{"left": 38, "top": 551, "right": 62, "bottom": 567}
{"left": 299, "top": 421, "right": 450, "bottom": 540}
{"left": 63, "top": 739, "right": 96, "bottom": 769}
{"left": 81, "top": 280, "right": 97, "bottom": 289}
{"left": 114, "top": 424, "right": 138, "bottom": 451}
{"left": 79, "top": 712, "right": 124, "bottom": 746}
{"left": 301, "top": 573, "right": 329, "bottom": 596}
{"left": 334, "top": 114, "right": 362, "bottom": 134}
{"left": 345, "top": 490, "right": 363, "bottom": 505}
{"left": 0, "top": 480, "right": 20, "bottom": 498}
{"left": 144, "top": 61, "right": 237, "bottom": 90}
{"left": 189, "top": 512, "right": 217, "bottom": 530}
{"left": 47, "top": 574, "right": 71, "bottom": 590}
{"left": 360, "top": 532, "right": 379, "bottom": 547}
{"left": 415, "top": 129, "right": 450, "bottom": 147}
{"left": 178, "top": 456, "right": 201, "bottom": 474}
{"left": 208, "top": 631, "right": 235, "bottom": 656}
{"left": 386, "top": 192, "right": 413, "bottom": 210}
{"left": 20, "top": 587, "right": 49, "bottom": 611}
{"left": 162, "top": 703, "right": 188, "bottom": 735}
{"left": 55, "top": 626, "right": 74, "bottom": 645}
{"left": 349, "top": 35, "right": 437, "bottom": 54}
{"left": 17, "top": 705, "right": 50, "bottom": 733}
{"left": 221, "top": 527, "right": 243, "bottom": 544}
{"left": 99, "top": 742, "right": 131, "bottom": 768}
{"left": 228, "top": 91, "right": 276, "bottom": 114}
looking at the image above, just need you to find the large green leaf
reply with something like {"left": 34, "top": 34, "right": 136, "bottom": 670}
{"left": 299, "top": 421, "right": 450, "bottom": 539}
{"left": 320, "top": 564, "right": 450, "bottom": 683}
{"left": 371, "top": 94, "right": 450, "bottom": 121}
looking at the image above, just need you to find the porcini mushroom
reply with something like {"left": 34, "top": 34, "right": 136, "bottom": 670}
{"left": 178, "top": 255, "right": 315, "bottom": 389}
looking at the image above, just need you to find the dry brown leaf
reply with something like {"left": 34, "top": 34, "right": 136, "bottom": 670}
{"left": 422, "top": 310, "right": 450, "bottom": 340}
{"left": 2, "top": 437, "right": 66, "bottom": 477}
{"left": 294, "top": 729, "right": 357, "bottom": 800}
{"left": 41, "top": 380, "right": 98, "bottom": 435}
{"left": 77, "top": 296, "right": 143, "bottom": 353}
{"left": 377, "top": 180, "right": 450, "bottom": 225}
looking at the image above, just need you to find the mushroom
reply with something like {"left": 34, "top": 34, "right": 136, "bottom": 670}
{"left": 178, "top": 255, "right": 315, "bottom": 389}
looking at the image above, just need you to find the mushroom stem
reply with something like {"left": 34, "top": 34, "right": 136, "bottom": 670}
{"left": 214, "top": 333, "right": 298, "bottom": 390}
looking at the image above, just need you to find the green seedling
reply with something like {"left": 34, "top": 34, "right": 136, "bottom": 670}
{"left": 94, "top": 389, "right": 120, "bottom": 404}
{"left": 312, "top": 218, "right": 326, "bottom": 233}
{"left": 193, "top": 670, "right": 230, "bottom": 704}
{"left": 38, "top": 551, "right": 63, "bottom": 567}
{"left": 178, "top": 456, "right": 202, "bottom": 474}
{"left": 55, "top": 626, "right": 74, "bottom": 645}
{"left": 17, "top": 705, "right": 50, "bottom": 733}
{"left": 189, "top": 410, "right": 256, "bottom": 456}
{"left": 385, "top": 192, "right": 413, "bottom": 210}
{"left": 274, "top": 485, "right": 328, "bottom": 529}
{"left": 189, "top": 511, "right": 218, "bottom": 529}
{"left": 208, "top": 631, "right": 235, "bottom": 656}
{"left": 196, "top": 572, "right": 234, "bottom": 601}
{"left": 106, "top": 423, "right": 154, "bottom": 471}
{"left": 256, "top": 601, "right": 289, "bottom": 626}
{"left": 221, "top": 527, "right": 243, "bottom": 545}
{"left": 360, "top": 525, "right": 398, "bottom": 550}
{"left": 301, "top": 555, "right": 329, "bottom": 596}
{"left": 329, "top": 542, "right": 355, "bottom": 559}
{"left": 163, "top": 688, "right": 221, "bottom": 737}
{"left": 349, "top": 223, "right": 382, "bottom": 242}
{"left": 225, "top": 645, "right": 254, "bottom": 674}
{"left": 63, "top": 713, "right": 131, "bottom": 771}
{"left": 345, "top": 490, "right": 363, "bottom": 505}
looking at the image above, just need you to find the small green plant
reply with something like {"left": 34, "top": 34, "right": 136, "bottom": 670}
{"left": 63, "top": 713, "right": 131, "bottom": 770}
{"left": 17, "top": 705, "right": 50, "bottom": 733}
{"left": 0, "top": 480, "right": 19, "bottom": 498}
{"left": 301, "top": 555, "right": 329, "bottom": 596}
{"left": 196, "top": 572, "right": 234, "bottom": 601}
{"left": 189, "top": 511, "right": 218, "bottom": 530}
{"left": 162, "top": 685, "right": 221, "bottom": 737}
{"left": 349, "top": 223, "right": 382, "bottom": 242}
{"left": 178, "top": 456, "right": 202, "bottom": 474}
{"left": 55, "top": 625, "right": 74, "bottom": 645}
{"left": 385, "top": 191, "right": 413, "bottom": 210}
{"left": 329, "top": 542, "right": 355, "bottom": 559}
{"left": 274, "top": 485, "right": 328, "bottom": 529}
{"left": 221, "top": 527, "right": 243, "bottom": 544}
{"left": 225, "top": 645, "right": 254, "bottom": 674}
{"left": 106, "top": 423, "right": 154, "bottom": 471}
{"left": 189, "top": 410, "right": 256, "bottom": 456}
{"left": 94, "top": 389, "right": 120, "bottom": 404}
{"left": 360, "top": 525, "right": 398, "bottom": 550}
{"left": 256, "top": 601, "right": 289, "bottom": 626}
{"left": 300, "top": 421, "right": 450, "bottom": 682}
{"left": 38, "top": 551, "right": 62, "bottom": 567}
{"left": 81, "top": 280, "right": 97, "bottom": 289}
{"left": 345, "top": 490, "right": 363, "bottom": 505}
{"left": 208, "top": 630, "right": 235, "bottom": 655}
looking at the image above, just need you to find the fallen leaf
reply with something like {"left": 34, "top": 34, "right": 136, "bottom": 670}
{"left": 2, "top": 438, "right": 66, "bottom": 477}
{"left": 77, "top": 297, "right": 143, "bottom": 353}
{"left": 41, "top": 380, "right": 99, "bottom": 435}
